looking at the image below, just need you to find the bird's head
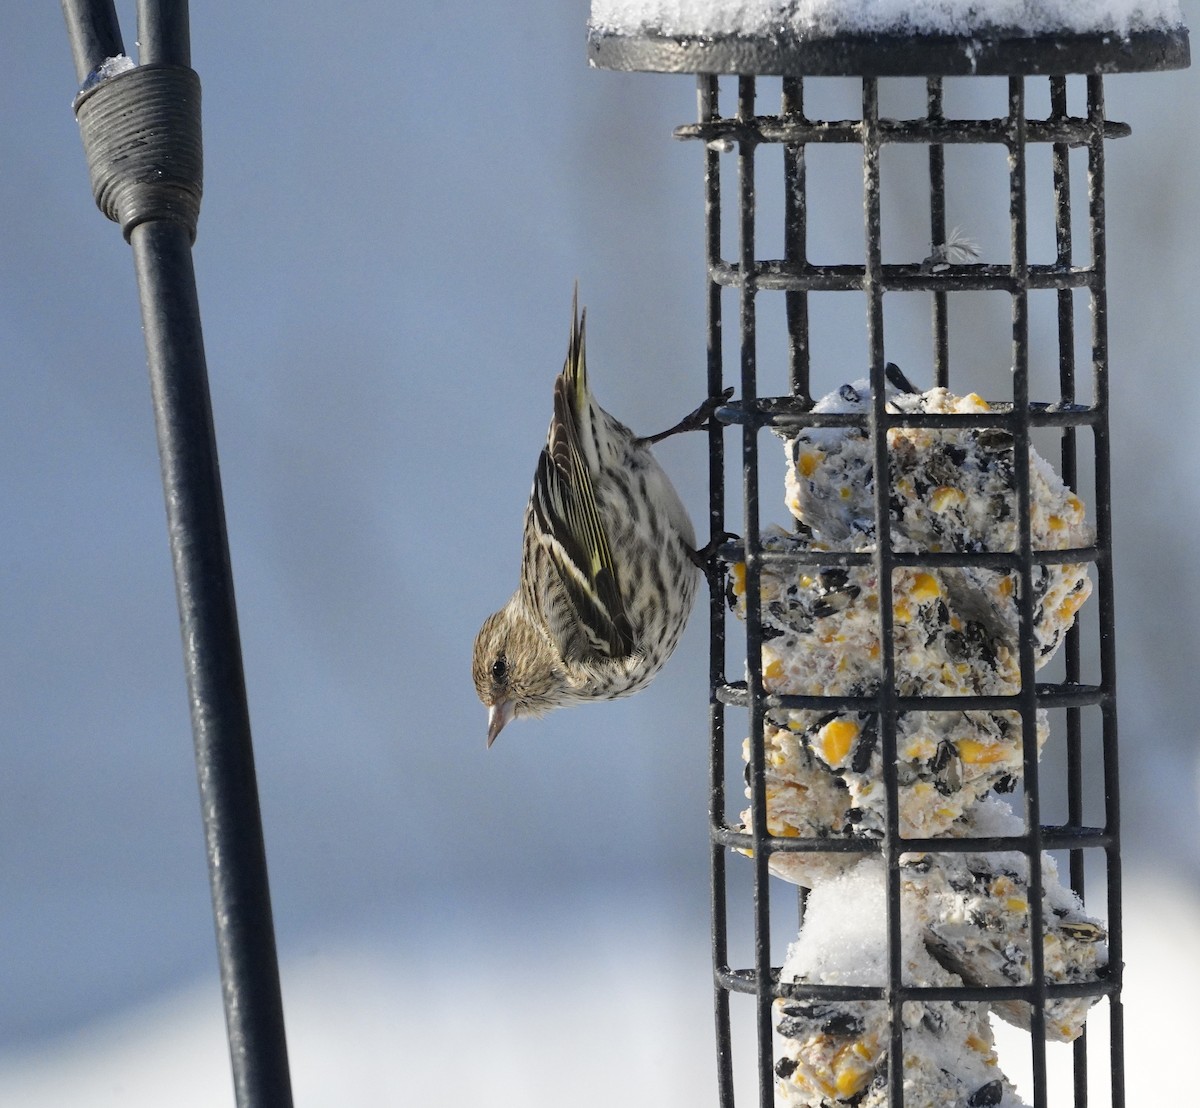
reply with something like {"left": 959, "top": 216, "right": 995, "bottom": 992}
{"left": 472, "top": 603, "right": 565, "bottom": 747}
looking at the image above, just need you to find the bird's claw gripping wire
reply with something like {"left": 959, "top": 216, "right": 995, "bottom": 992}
{"left": 689, "top": 531, "right": 740, "bottom": 576}
{"left": 642, "top": 387, "right": 735, "bottom": 445}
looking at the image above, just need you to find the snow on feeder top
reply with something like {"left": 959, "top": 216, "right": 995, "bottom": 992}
{"left": 588, "top": 0, "right": 1190, "bottom": 74}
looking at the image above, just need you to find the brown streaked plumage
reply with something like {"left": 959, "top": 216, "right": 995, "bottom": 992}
{"left": 473, "top": 291, "right": 724, "bottom": 746}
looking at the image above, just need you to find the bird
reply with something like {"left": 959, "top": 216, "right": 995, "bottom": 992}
{"left": 472, "top": 290, "right": 730, "bottom": 747}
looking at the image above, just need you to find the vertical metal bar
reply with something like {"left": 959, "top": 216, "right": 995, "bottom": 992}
{"left": 1087, "top": 72, "right": 1127, "bottom": 1108}
{"left": 1050, "top": 76, "right": 1084, "bottom": 881}
{"left": 862, "top": 76, "right": 905, "bottom": 1108}
{"left": 782, "top": 77, "right": 811, "bottom": 405}
{"left": 735, "top": 74, "right": 774, "bottom": 1108}
{"left": 781, "top": 74, "right": 812, "bottom": 933}
{"left": 1051, "top": 77, "right": 1078, "bottom": 417}
{"left": 1050, "top": 73, "right": 1090, "bottom": 1108}
{"left": 927, "top": 77, "right": 950, "bottom": 387}
{"left": 1006, "top": 74, "right": 1050, "bottom": 1105}
{"left": 701, "top": 73, "right": 736, "bottom": 1108}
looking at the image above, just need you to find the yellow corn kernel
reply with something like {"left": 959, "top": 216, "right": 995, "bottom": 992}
{"left": 1048, "top": 514, "right": 1065, "bottom": 531}
{"left": 834, "top": 1069, "right": 868, "bottom": 1098}
{"left": 731, "top": 562, "right": 746, "bottom": 597}
{"left": 894, "top": 600, "right": 913, "bottom": 623}
{"left": 960, "top": 392, "right": 991, "bottom": 411}
{"left": 808, "top": 1072, "right": 838, "bottom": 1100}
{"left": 930, "top": 485, "right": 966, "bottom": 511}
{"left": 904, "top": 737, "right": 936, "bottom": 760}
{"left": 966, "top": 1033, "right": 990, "bottom": 1054}
{"left": 797, "top": 450, "right": 822, "bottom": 477}
{"left": 832, "top": 1044, "right": 874, "bottom": 1098}
{"left": 909, "top": 572, "right": 942, "bottom": 602}
{"left": 957, "top": 739, "right": 1007, "bottom": 765}
{"left": 998, "top": 575, "right": 1015, "bottom": 597}
{"left": 1057, "top": 593, "right": 1086, "bottom": 621}
{"left": 1005, "top": 897, "right": 1029, "bottom": 913}
{"left": 764, "top": 659, "right": 785, "bottom": 682}
{"left": 818, "top": 719, "right": 860, "bottom": 765}
{"left": 839, "top": 485, "right": 852, "bottom": 499}
{"left": 1066, "top": 494, "right": 1084, "bottom": 517}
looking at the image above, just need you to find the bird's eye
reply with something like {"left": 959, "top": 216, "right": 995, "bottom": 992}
{"left": 491, "top": 656, "right": 508, "bottom": 682}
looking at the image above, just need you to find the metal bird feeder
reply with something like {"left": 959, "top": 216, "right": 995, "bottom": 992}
{"left": 591, "top": 13, "right": 1189, "bottom": 1108}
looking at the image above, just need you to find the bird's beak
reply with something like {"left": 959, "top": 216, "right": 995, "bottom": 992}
{"left": 487, "top": 700, "right": 515, "bottom": 748}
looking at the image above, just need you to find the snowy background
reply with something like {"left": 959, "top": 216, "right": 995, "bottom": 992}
{"left": 1, "top": 1, "right": 1198, "bottom": 1104}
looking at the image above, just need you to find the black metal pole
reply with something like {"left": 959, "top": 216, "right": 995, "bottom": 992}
{"left": 136, "top": 0, "right": 191, "bottom": 67}
{"left": 62, "top": 0, "right": 122, "bottom": 81}
{"left": 61, "top": 3, "right": 294, "bottom": 1105}
{"left": 133, "top": 218, "right": 294, "bottom": 1108}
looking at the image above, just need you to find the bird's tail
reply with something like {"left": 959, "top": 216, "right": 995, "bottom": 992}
{"left": 565, "top": 283, "right": 588, "bottom": 414}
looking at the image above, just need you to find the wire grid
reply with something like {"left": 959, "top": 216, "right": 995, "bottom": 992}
{"left": 682, "top": 73, "right": 1122, "bottom": 1108}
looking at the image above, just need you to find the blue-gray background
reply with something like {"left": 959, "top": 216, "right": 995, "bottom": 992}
{"left": 1, "top": 2, "right": 1197, "bottom": 1103}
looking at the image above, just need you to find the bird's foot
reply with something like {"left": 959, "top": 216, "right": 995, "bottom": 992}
{"left": 642, "top": 387, "right": 735, "bottom": 445}
{"left": 689, "top": 531, "right": 740, "bottom": 574}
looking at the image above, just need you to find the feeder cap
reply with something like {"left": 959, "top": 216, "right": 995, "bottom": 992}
{"left": 588, "top": 2, "right": 1190, "bottom": 77}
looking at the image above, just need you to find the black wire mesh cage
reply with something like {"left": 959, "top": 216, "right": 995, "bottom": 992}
{"left": 593, "top": 16, "right": 1188, "bottom": 1108}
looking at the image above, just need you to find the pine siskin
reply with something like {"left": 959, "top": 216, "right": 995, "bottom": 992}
{"left": 473, "top": 292, "right": 728, "bottom": 746}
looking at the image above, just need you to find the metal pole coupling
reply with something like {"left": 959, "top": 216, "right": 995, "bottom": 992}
{"left": 74, "top": 62, "right": 203, "bottom": 242}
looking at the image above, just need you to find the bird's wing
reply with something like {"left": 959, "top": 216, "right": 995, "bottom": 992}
{"left": 527, "top": 303, "right": 635, "bottom": 662}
